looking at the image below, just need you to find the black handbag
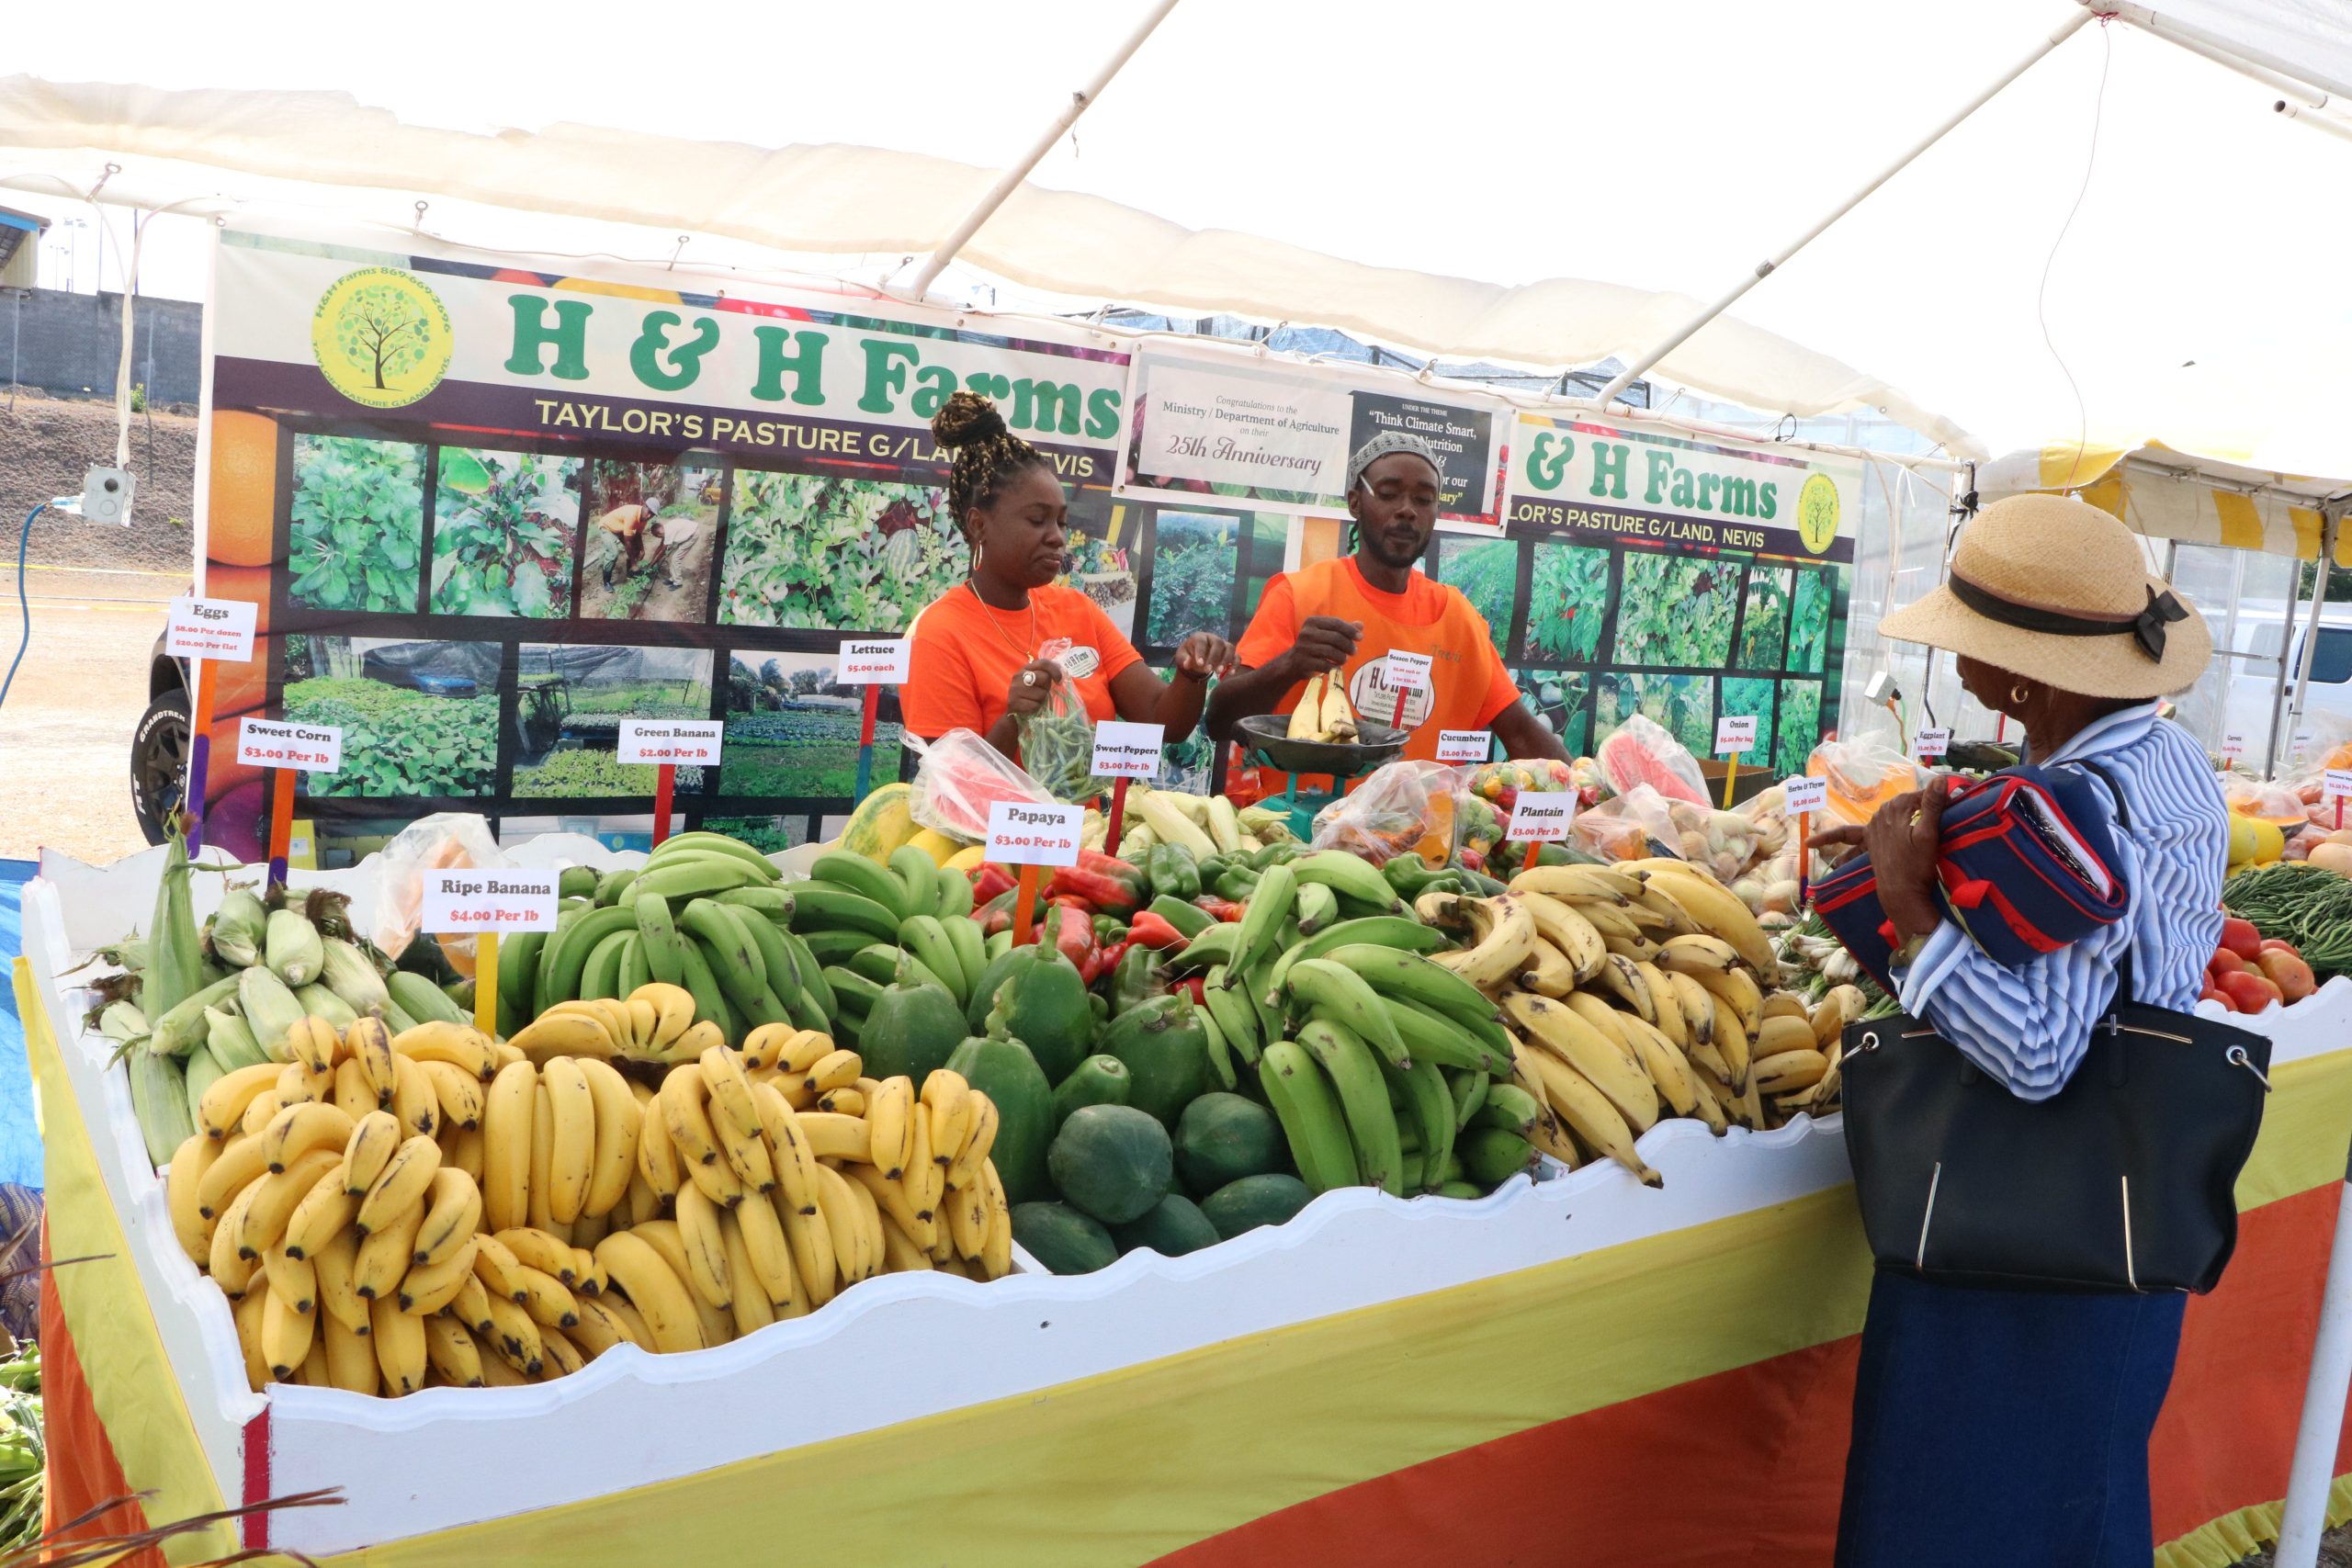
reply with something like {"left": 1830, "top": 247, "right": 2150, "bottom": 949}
{"left": 1839, "top": 763, "right": 2273, "bottom": 1294}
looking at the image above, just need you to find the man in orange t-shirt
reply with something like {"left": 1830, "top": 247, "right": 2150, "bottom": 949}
{"left": 1207, "top": 432, "right": 1567, "bottom": 774}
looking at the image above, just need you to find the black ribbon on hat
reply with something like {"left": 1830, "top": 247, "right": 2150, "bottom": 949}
{"left": 1947, "top": 573, "right": 2189, "bottom": 661}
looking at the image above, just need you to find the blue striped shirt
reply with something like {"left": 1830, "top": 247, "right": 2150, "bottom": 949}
{"left": 1894, "top": 704, "right": 2228, "bottom": 1100}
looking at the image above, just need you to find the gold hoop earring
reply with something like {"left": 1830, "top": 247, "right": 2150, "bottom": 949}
{"left": 2011, "top": 682, "right": 2031, "bottom": 705}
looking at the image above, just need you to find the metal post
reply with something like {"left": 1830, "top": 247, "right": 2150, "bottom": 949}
{"left": 2277, "top": 101, "right": 2352, "bottom": 145}
{"left": 2281, "top": 511, "right": 2343, "bottom": 775}
{"left": 1592, "top": 9, "right": 2090, "bottom": 409}
{"left": 2277, "top": 1120, "right": 2352, "bottom": 1566}
{"left": 2105, "top": 1, "right": 2352, "bottom": 105}
{"left": 903, "top": 0, "right": 1182, "bottom": 299}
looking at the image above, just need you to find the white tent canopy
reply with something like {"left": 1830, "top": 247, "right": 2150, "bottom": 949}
{"left": 4, "top": 1, "right": 2352, "bottom": 465}
{"left": 0, "top": 75, "right": 1974, "bottom": 455}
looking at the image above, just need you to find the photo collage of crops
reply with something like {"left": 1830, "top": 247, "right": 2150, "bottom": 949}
{"left": 254, "top": 418, "right": 1295, "bottom": 851}
{"left": 1428, "top": 533, "right": 1845, "bottom": 775}
{"left": 249, "top": 415, "right": 1842, "bottom": 852}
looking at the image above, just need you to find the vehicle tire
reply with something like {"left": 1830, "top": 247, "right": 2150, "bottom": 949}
{"left": 130, "top": 689, "right": 190, "bottom": 846}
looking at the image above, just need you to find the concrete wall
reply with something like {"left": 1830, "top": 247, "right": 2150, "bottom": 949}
{"left": 2, "top": 288, "right": 203, "bottom": 407}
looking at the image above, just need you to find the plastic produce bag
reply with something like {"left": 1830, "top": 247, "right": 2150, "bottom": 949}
{"left": 1014, "top": 638, "right": 1104, "bottom": 804}
{"left": 1595, "top": 714, "right": 1708, "bottom": 805}
{"left": 2223, "top": 775, "right": 2312, "bottom": 828}
{"left": 1807, "top": 737, "right": 1929, "bottom": 827}
{"left": 1570, "top": 784, "right": 1683, "bottom": 863}
{"left": 1661, "top": 795, "right": 1766, "bottom": 882}
{"left": 371, "top": 812, "right": 506, "bottom": 968}
{"left": 1311, "top": 759, "right": 1461, "bottom": 865}
{"left": 907, "top": 729, "right": 1059, "bottom": 844}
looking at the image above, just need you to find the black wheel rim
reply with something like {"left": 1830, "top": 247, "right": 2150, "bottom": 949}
{"left": 139, "top": 715, "right": 189, "bottom": 818}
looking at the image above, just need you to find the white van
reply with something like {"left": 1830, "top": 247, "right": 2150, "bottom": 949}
{"left": 2172, "top": 595, "right": 2352, "bottom": 771}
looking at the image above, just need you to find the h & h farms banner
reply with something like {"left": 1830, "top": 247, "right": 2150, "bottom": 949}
{"left": 192, "top": 229, "right": 1863, "bottom": 862}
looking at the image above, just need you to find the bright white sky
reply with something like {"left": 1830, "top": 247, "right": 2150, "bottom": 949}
{"left": 5, "top": 0, "right": 2351, "bottom": 462}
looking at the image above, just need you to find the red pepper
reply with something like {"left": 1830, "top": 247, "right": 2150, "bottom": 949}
{"left": 1077, "top": 849, "right": 1147, "bottom": 896}
{"left": 1046, "top": 865, "right": 1142, "bottom": 913}
{"left": 1172, "top": 976, "right": 1207, "bottom": 1006}
{"left": 1194, "top": 895, "right": 1246, "bottom": 923}
{"left": 972, "top": 864, "right": 1016, "bottom": 904}
{"left": 1125, "top": 910, "right": 1189, "bottom": 950}
{"left": 1084, "top": 938, "right": 1131, "bottom": 987}
{"left": 1049, "top": 905, "right": 1096, "bottom": 971}
{"left": 1049, "top": 894, "right": 1092, "bottom": 911}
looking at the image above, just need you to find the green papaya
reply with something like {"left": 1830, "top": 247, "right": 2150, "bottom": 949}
{"left": 945, "top": 1034, "right": 1055, "bottom": 1204}
{"left": 1011, "top": 1202, "right": 1116, "bottom": 1275}
{"left": 856, "top": 982, "right": 969, "bottom": 1085}
{"left": 1111, "top": 1193, "right": 1223, "bottom": 1258}
{"left": 963, "top": 943, "right": 1047, "bottom": 1033}
{"left": 987, "top": 951, "right": 1092, "bottom": 1084}
{"left": 1096, "top": 994, "right": 1212, "bottom": 1129}
{"left": 1052, "top": 1055, "right": 1132, "bottom": 1131}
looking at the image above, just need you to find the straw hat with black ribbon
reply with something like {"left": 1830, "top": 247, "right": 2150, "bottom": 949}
{"left": 1876, "top": 492, "right": 2211, "bottom": 699}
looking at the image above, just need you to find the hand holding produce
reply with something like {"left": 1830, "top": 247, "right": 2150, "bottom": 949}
{"left": 1282, "top": 615, "right": 1363, "bottom": 680}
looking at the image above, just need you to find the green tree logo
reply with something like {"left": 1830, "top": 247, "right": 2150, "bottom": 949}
{"left": 1796, "top": 472, "right": 1841, "bottom": 555}
{"left": 311, "top": 268, "right": 454, "bottom": 409}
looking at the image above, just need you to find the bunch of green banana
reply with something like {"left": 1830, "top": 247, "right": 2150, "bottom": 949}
{"left": 507, "top": 834, "right": 818, "bottom": 1050}
{"left": 1228, "top": 887, "right": 1545, "bottom": 1201}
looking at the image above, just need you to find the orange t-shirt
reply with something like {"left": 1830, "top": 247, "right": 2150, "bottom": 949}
{"left": 1235, "top": 557, "right": 1520, "bottom": 761}
{"left": 901, "top": 582, "right": 1145, "bottom": 739}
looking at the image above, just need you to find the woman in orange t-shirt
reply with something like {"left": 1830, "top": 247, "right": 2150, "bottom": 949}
{"left": 902, "top": 393, "right": 1233, "bottom": 760}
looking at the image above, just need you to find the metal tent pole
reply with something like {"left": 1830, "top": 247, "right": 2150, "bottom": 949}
{"left": 1591, "top": 9, "right": 2090, "bottom": 409}
{"left": 903, "top": 0, "right": 1182, "bottom": 300}
{"left": 2277, "top": 502, "right": 2352, "bottom": 1568}
{"left": 2277, "top": 101, "right": 2352, "bottom": 146}
{"left": 2105, "top": 1, "right": 2352, "bottom": 105}
{"left": 2284, "top": 509, "right": 2342, "bottom": 756}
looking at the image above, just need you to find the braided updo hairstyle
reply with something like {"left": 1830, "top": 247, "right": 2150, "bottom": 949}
{"left": 931, "top": 391, "right": 1055, "bottom": 544}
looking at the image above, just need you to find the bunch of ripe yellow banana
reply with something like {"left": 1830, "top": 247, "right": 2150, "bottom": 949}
{"left": 1284, "top": 671, "right": 1360, "bottom": 743}
{"left": 1414, "top": 860, "right": 1857, "bottom": 1187}
{"left": 505, "top": 981, "right": 718, "bottom": 1066}
{"left": 164, "top": 1014, "right": 1010, "bottom": 1396}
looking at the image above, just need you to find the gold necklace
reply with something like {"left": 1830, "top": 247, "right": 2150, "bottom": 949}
{"left": 968, "top": 580, "right": 1041, "bottom": 661}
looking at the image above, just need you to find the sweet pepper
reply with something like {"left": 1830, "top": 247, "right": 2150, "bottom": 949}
{"left": 1126, "top": 909, "right": 1190, "bottom": 950}
{"left": 1047, "top": 904, "right": 1095, "bottom": 972}
{"left": 1148, "top": 843, "right": 1201, "bottom": 901}
{"left": 1147, "top": 896, "right": 1214, "bottom": 939}
{"left": 1046, "top": 862, "right": 1143, "bottom": 915}
{"left": 1110, "top": 942, "right": 1161, "bottom": 1013}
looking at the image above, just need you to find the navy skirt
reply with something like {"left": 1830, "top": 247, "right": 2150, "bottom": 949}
{"left": 1836, "top": 1270, "right": 2187, "bottom": 1568}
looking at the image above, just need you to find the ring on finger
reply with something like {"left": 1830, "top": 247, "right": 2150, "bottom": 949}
{"left": 1023, "top": 671, "right": 1037, "bottom": 687}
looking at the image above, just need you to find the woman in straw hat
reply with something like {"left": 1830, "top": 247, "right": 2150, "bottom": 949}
{"left": 1817, "top": 493, "right": 2226, "bottom": 1566}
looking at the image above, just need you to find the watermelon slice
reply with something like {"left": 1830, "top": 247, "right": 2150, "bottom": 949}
{"left": 1597, "top": 716, "right": 1708, "bottom": 806}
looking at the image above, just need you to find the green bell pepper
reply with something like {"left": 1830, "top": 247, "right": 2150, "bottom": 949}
{"left": 1214, "top": 865, "right": 1262, "bottom": 902}
{"left": 1149, "top": 843, "right": 1202, "bottom": 901}
{"left": 1109, "top": 942, "right": 1160, "bottom": 1015}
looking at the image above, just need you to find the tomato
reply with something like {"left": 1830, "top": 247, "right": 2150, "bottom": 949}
{"left": 2260, "top": 938, "right": 2302, "bottom": 956}
{"left": 2208, "top": 948, "right": 2248, "bottom": 976}
{"left": 2257, "top": 948, "right": 2318, "bottom": 1003}
{"left": 2219, "top": 969, "right": 2285, "bottom": 1014}
{"left": 2200, "top": 985, "right": 2236, "bottom": 1012}
{"left": 2219, "top": 916, "right": 2263, "bottom": 960}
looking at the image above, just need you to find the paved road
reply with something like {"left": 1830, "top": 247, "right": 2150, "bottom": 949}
{"left": 0, "top": 564, "right": 178, "bottom": 865}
